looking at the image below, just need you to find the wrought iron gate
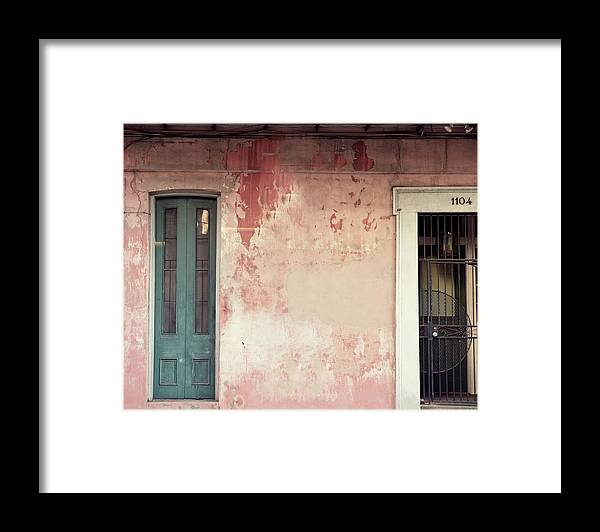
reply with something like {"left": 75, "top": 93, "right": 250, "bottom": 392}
{"left": 418, "top": 213, "right": 478, "bottom": 405}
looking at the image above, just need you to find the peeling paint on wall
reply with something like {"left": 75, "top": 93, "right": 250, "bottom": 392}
{"left": 329, "top": 210, "right": 344, "bottom": 233}
{"left": 229, "top": 140, "right": 293, "bottom": 250}
{"left": 362, "top": 212, "right": 377, "bottom": 232}
{"left": 352, "top": 141, "right": 375, "bottom": 171}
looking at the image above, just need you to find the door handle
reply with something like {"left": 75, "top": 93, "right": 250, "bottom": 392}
{"left": 432, "top": 326, "right": 438, "bottom": 338}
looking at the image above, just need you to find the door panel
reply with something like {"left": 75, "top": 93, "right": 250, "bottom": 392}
{"left": 153, "top": 199, "right": 188, "bottom": 399}
{"left": 184, "top": 200, "right": 216, "bottom": 399}
{"left": 153, "top": 197, "right": 216, "bottom": 400}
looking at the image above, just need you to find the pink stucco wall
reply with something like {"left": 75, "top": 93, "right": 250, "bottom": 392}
{"left": 123, "top": 136, "right": 477, "bottom": 408}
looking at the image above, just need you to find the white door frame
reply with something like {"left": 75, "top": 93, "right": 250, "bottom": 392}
{"left": 392, "top": 186, "right": 477, "bottom": 409}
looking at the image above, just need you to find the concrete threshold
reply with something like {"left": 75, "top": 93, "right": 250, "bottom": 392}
{"left": 421, "top": 403, "right": 477, "bottom": 410}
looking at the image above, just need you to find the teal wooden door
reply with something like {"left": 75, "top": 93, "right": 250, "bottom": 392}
{"left": 153, "top": 197, "right": 217, "bottom": 400}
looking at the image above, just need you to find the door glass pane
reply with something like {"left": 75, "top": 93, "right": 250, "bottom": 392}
{"left": 162, "top": 208, "right": 177, "bottom": 333}
{"left": 195, "top": 209, "right": 209, "bottom": 333}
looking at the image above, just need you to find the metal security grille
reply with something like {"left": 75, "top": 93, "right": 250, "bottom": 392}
{"left": 418, "top": 213, "right": 478, "bottom": 405}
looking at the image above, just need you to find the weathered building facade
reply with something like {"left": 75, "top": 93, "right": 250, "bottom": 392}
{"left": 123, "top": 125, "right": 477, "bottom": 409}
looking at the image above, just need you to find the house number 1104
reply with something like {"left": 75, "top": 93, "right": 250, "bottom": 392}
{"left": 451, "top": 197, "right": 472, "bottom": 205}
